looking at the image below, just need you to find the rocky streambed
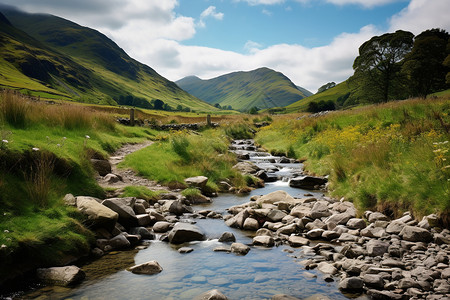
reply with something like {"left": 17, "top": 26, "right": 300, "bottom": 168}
{"left": 6, "top": 139, "right": 450, "bottom": 300}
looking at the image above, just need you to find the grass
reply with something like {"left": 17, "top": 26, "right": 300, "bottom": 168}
{"left": 120, "top": 186, "right": 167, "bottom": 202}
{"left": 120, "top": 129, "right": 250, "bottom": 191}
{"left": 256, "top": 96, "right": 450, "bottom": 222}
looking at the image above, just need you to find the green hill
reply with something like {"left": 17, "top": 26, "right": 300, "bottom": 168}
{"left": 0, "top": 7, "right": 217, "bottom": 112}
{"left": 176, "top": 67, "right": 311, "bottom": 111}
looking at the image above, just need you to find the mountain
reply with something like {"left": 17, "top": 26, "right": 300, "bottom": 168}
{"left": 296, "top": 86, "right": 313, "bottom": 97}
{"left": 176, "top": 67, "right": 311, "bottom": 111}
{"left": 0, "top": 6, "right": 216, "bottom": 112}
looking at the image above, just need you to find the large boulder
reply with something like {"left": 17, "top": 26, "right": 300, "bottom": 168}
{"left": 36, "top": 266, "right": 85, "bottom": 286}
{"left": 168, "top": 223, "right": 205, "bottom": 244}
{"left": 76, "top": 196, "right": 118, "bottom": 231}
{"left": 339, "top": 277, "right": 364, "bottom": 291}
{"left": 218, "top": 232, "right": 236, "bottom": 243}
{"left": 309, "top": 201, "right": 332, "bottom": 219}
{"left": 230, "top": 243, "right": 250, "bottom": 255}
{"left": 153, "top": 221, "right": 173, "bottom": 233}
{"left": 232, "top": 161, "right": 260, "bottom": 174}
{"left": 90, "top": 159, "right": 111, "bottom": 176}
{"left": 253, "top": 236, "right": 275, "bottom": 247}
{"left": 289, "top": 176, "right": 327, "bottom": 190}
{"left": 256, "top": 190, "right": 295, "bottom": 205}
{"left": 102, "top": 197, "right": 138, "bottom": 228}
{"left": 128, "top": 261, "right": 163, "bottom": 275}
{"left": 243, "top": 218, "right": 259, "bottom": 231}
{"left": 184, "top": 176, "right": 208, "bottom": 189}
{"left": 162, "top": 200, "right": 188, "bottom": 216}
{"left": 400, "top": 225, "right": 433, "bottom": 242}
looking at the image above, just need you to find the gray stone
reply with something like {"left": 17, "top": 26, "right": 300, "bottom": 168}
{"left": 366, "top": 240, "right": 389, "bottom": 257}
{"left": 346, "top": 218, "right": 366, "bottom": 229}
{"left": 277, "top": 223, "right": 298, "bottom": 235}
{"left": 289, "top": 176, "right": 327, "bottom": 190}
{"left": 363, "top": 274, "right": 384, "bottom": 289}
{"left": 36, "top": 266, "right": 85, "bottom": 286}
{"left": 322, "top": 230, "right": 340, "bottom": 240}
{"left": 178, "top": 247, "right": 194, "bottom": 254}
{"left": 129, "top": 227, "right": 154, "bottom": 240}
{"left": 253, "top": 235, "right": 275, "bottom": 247}
{"left": 218, "top": 232, "right": 236, "bottom": 243}
{"left": 90, "top": 159, "right": 111, "bottom": 176}
{"left": 136, "top": 214, "right": 151, "bottom": 226}
{"left": 243, "top": 217, "right": 260, "bottom": 231}
{"left": 400, "top": 225, "right": 433, "bottom": 242}
{"left": 305, "top": 219, "right": 327, "bottom": 231}
{"left": 368, "top": 212, "right": 389, "bottom": 223}
{"left": 305, "top": 228, "right": 324, "bottom": 239}
{"left": 267, "top": 209, "right": 288, "bottom": 222}
{"left": 317, "top": 262, "right": 337, "bottom": 275}
{"left": 63, "top": 194, "right": 76, "bottom": 206}
{"left": 128, "top": 260, "right": 163, "bottom": 275}
{"left": 338, "top": 233, "right": 358, "bottom": 242}
{"left": 230, "top": 243, "right": 250, "bottom": 255}
{"left": 309, "top": 201, "right": 332, "bottom": 219}
{"left": 153, "top": 221, "right": 172, "bottom": 233}
{"left": 162, "top": 200, "right": 188, "bottom": 216}
{"left": 339, "top": 277, "right": 364, "bottom": 291}
{"left": 102, "top": 197, "right": 138, "bottom": 228}
{"left": 76, "top": 196, "right": 118, "bottom": 231}
{"left": 398, "top": 278, "right": 420, "bottom": 289}
{"left": 367, "top": 290, "right": 403, "bottom": 300}
{"left": 194, "top": 289, "right": 228, "bottom": 300}
{"left": 232, "top": 161, "right": 260, "bottom": 175}
{"left": 288, "top": 235, "right": 310, "bottom": 247}
{"left": 109, "top": 234, "right": 131, "bottom": 250}
{"left": 386, "top": 220, "right": 406, "bottom": 235}
{"left": 184, "top": 176, "right": 208, "bottom": 189}
{"left": 235, "top": 209, "right": 250, "bottom": 228}
{"left": 290, "top": 205, "right": 312, "bottom": 218}
{"left": 168, "top": 223, "right": 205, "bottom": 244}
{"left": 271, "top": 295, "right": 300, "bottom": 300}
{"left": 257, "top": 190, "right": 295, "bottom": 205}
{"left": 325, "top": 212, "right": 353, "bottom": 225}
{"left": 382, "top": 258, "right": 405, "bottom": 269}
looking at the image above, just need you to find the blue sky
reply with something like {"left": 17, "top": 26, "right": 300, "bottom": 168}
{"left": 1, "top": 0, "right": 449, "bottom": 92}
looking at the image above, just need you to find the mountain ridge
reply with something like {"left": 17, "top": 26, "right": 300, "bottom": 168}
{"left": 176, "top": 67, "right": 312, "bottom": 111}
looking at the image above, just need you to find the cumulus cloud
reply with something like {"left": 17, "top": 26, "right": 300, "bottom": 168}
{"left": 389, "top": 0, "right": 450, "bottom": 34}
{"left": 198, "top": 6, "right": 224, "bottom": 28}
{"left": 324, "top": 0, "right": 403, "bottom": 8}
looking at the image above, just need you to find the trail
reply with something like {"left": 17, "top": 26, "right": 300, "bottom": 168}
{"left": 97, "top": 141, "right": 168, "bottom": 197}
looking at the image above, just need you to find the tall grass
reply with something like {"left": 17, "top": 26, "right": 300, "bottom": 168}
{"left": 24, "top": 150, "right": 56, "bottom": 208}
{"left": 256, "top": 97, "right": 450, "bottom": 219}
{"left": 0, "top": 90, "right": 30, "bottom": 128}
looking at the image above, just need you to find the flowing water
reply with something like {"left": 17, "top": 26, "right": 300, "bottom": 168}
{"left": 14, "top": 140, "right": 363, "bottom": 300}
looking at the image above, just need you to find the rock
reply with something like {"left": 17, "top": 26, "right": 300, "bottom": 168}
{"left": 218, "top": 232, "right": 236, "bottom": 243}
{"left": 133, "top": 202, "right": 147, "bottom": 215}
{"left": 346, "top": 218, "right": 366, "bottom": 229}
{"left": 363, "top": 274, "right": 384, "bottom": 289}
{"left": 400, "top": 225, "right": 433, "bottom": 242}
{"left": 290, "top": 205, "right": 312, "bottom": 218}
{"left": 322, "top": 230, "right": 340, "bottom": 240}
{"left": 289, "top": 176, "right": 327, "bottom": 190}
{"left": 36, "top": 266, "right": 85, "bottom": 286}
{"left": 267, "top": 210, "right": 287, "bottom": 222}
{"left": 194, "top": 289, "right": 228, "bottom": 300}
{"left": 136, "top": 214, "right": 151, "bottom": 226}
{"left": 257, "top": 190, "right": 295, "bottom": 205}
{"left": 232, "top": 161, "right": 260, "bottom": 175}
{"left": 109, "top": 234, "right": 131, "bottom": 250}
{"left": 324, "top": 212, "right": 353, "bottom": 225}
{"left": 129, "top": 227, "right": 154, "bottom": 240}
{"left": 303, "top": 294, "right": 330, "bottom": 300}
{"left": 381, "top": 258, "right": 405, "bottom": 269}
{"left": 309, "top": 201, "right": 332, "bottom": 219}
{"left": 256, "top": 228, "right": 274, "bottom": 237}
{"left": 178, "top": 247, "right": 194, "bottom": 253}
{"left": 368, "top": 212, "right": 389, "bottom": 223}
{"left": 153, "top": 221, "right": 172, "bottom": 233}
{"left": 434, "top": 233, "right": 450, "bottom": 245}
{"left": 305, "top": 219, "right": 327, "bottom": 231}
{"left": 386, "top": 220, "right": 406, "bottom": 234}
{"left": 339, "top": 277, "right": 364, "bottom": 291}
{"left": 168, "top": 223, "right": 205, "bottom": 244}
{"left": 63, "top": 194, "right": 76, "bottom": 206}
{"left": 128, "top": 261, "right": 163, "bottom": 275}
{"left": 277, "top": 223, "right": 298, "bottom": 235}
{"left": 366, "top": 240, "right": 389, "bottom": 257}
{"left": 253, "top": 236, "right": 275, "bottom": 247}
{"left": 367, "top": 290, "right": 403, "bottom": 300}
{"left": 90, "top": 159, "right": 111, "bottom": 176}
{"left": 317, "top": 262, "right": 337, "bottom": 275}
{"left": 288, "top": 236, "right": 310, "bottom": 247}
{"left": 398, "top": 278, "right": 420, "bottom": 289}
{"left": 305, "top": 228, "right": 324, "bottom": 239}
{"left": 230, "top": 243, "right": 250, "bottom": 255}
{"left": 243, "top": 217, "right": 260, "bottom": 231}
{"left": 76, "top": 196, "right": 118, "bottom": 231}
{"left": 102, "top": 197, "right": 138, "bottom": 228}
{"left": 184, "top": 176, "right": 208, "bottom": 189}
{"left": 162, "top": 200, "right": 188, "bottom": 216}
{"left": 338, "top": 233, "right": 358, "bottom": 242}
{"left": 103, "top": 173, "right": 121, "bottom": 183}
{"left": 271, "top": 295, "right": 300, "bottom": 300}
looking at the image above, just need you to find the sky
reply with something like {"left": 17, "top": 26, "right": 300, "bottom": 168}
{"left": 1, "top": 0, "right": 449, "bottom": 93}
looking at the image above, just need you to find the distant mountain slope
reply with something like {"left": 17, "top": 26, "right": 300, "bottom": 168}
{"left": 0, "top": 7, "right": 216, "bottom": 111}
{"left": 176, "top": 68, "right": 310, "bottom": 111}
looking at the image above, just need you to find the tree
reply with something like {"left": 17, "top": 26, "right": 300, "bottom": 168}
{"left": 353, "top": 30, "right": 414, "bottom": 102}
{"left": 402, "top": 29, "right": 450, "bottom": 98}
{"left": 214, "top": 103, "right": 221, "bottom": 109}
{"left": 153, "top": 99, "right": 164, "bottom": 110}
{"left": 317, "top": 82, "right": 336, "bottom": 94}
{"left": 248, "top": 106, "right": 259, "bottom": 114}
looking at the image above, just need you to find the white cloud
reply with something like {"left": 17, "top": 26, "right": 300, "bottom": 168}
{"left": 235, "top": 0, "right": 285, "bottom": 5}
{"left": 323, "top": 0, "right": 404, "bottom": 8}
{"left": 262, "top": 8, "right": 273, "bottom": 15}
{"left": 389, "top": 0, "right": 450, "bottom": 34}
{"left": 244, "top": 40, "right": 264, "bottom": 53}
{"left": 198, "top": 6, "right": 224, "bottom": 28}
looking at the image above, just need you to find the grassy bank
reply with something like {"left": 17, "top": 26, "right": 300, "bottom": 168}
{"left": 0, "top": 90, "right": 157, "bottom": 283}
{"left": 256, "top": 97, "right": 450, "bottom": 221}
{"left": 120, "top": 127, "right": 254, "bottom": 192}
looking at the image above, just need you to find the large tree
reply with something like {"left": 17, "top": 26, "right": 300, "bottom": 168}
{"left": 402, "top": 29, "right": 450, "bottom": 98}
{"left": 353, "top": 30, "right": 414, "bottom": 102}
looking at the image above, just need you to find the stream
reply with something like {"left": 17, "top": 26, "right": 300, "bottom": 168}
{"left": 15, "top": 140, "right": 364, "bottom": 300}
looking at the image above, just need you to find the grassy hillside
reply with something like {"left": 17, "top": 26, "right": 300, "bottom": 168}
{"left": 0, "top": 8, "right": 217, "bottom": 112}
{"left": 256, "top": 96, "right": 450, "bottom": 222}
{"left": 176, "top": 67, "right": 310, "bottom": 111}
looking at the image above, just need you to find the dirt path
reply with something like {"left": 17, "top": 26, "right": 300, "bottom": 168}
{"left": 97, "top": 141, "right": 168, "bottom": 197}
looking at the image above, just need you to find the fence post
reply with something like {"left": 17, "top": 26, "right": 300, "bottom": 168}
{"left": 206, "top": 114, "right": 211, "bottom": 127}
{"left": 130, "top": 108, "right": 135, "bottom": 126}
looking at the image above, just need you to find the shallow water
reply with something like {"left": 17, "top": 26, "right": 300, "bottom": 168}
{"left": 14, "top": 141, "right": 363, "bottom": 300}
